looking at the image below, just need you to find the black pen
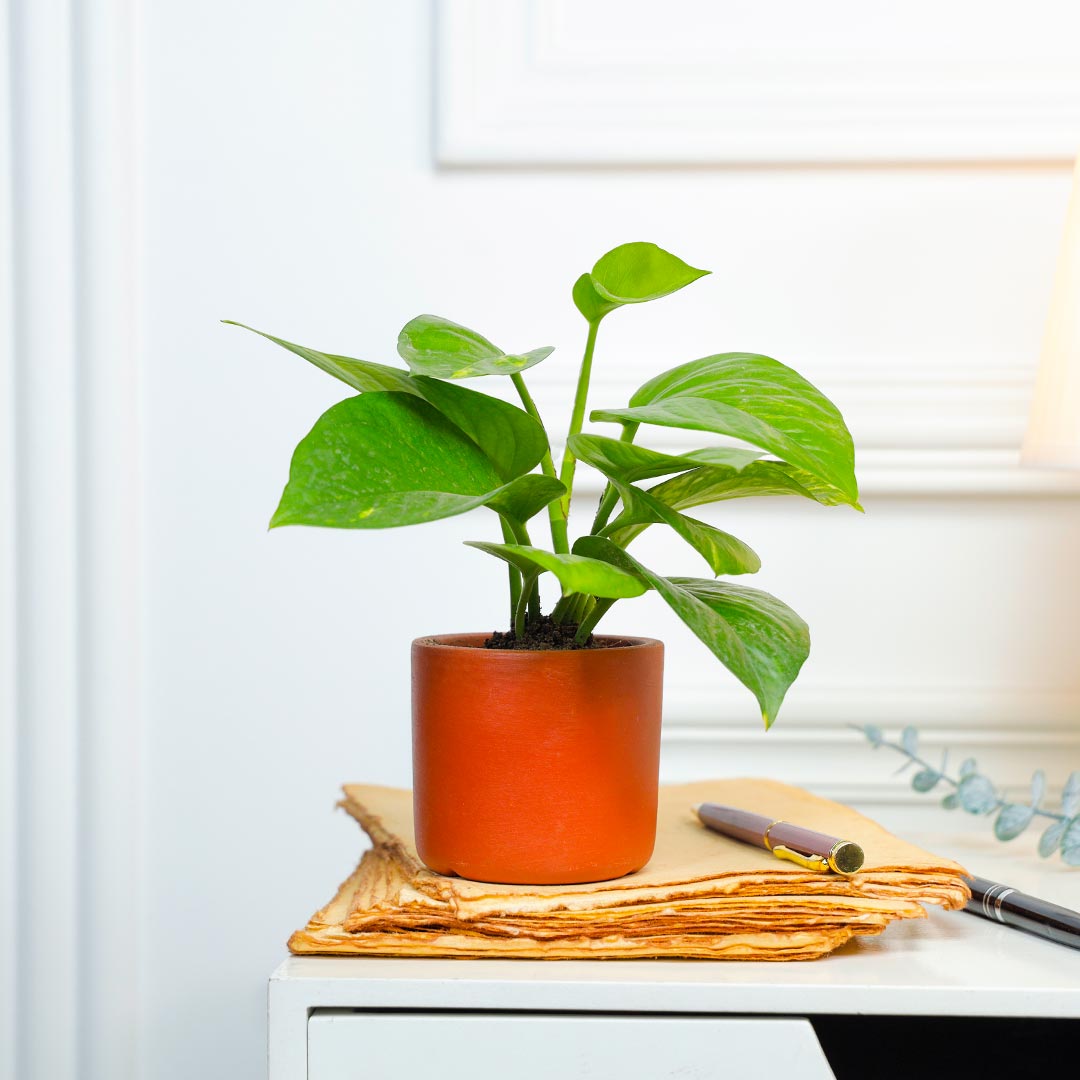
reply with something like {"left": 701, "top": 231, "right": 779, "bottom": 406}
{"left": 964, "top": 876, "right": 1080, "bottom": 951}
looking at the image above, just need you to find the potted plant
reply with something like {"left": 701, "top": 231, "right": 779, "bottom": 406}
{"left": 229, "top": 242, "right": 860, "bottom": 885}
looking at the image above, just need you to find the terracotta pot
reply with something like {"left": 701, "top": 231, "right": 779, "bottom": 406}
{"left": 411, "top": 634, "right": 664, "bottom": 885}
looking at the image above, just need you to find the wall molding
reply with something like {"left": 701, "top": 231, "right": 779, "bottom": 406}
{"left": 6, "top": 2, "right": 142, "bottom": 1079}
{"left": 436, "top": 0, "right": 1080, "bottom": 166}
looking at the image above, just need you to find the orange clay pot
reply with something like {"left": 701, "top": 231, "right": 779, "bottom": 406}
{"left": 412, "top": 634, "right": 664, "bottom": 885}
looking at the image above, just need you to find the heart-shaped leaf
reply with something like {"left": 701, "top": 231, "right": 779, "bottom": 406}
{"left": 648, "top": 460, "right": 853, "bottom": 511}
{"left": 572, "top": 242, "right": 709, "bottom": 323}
{"left": 1038, "top": 819, "right": 1067, "bottom": 858}
{"left": 483, "top": 475, "right": 566, "bottom": 526}
{"left": 225, "top": 321, "right": 416, "bottom": 393}
{"left": 957, "top": 774, "right": 997, "bottom": 815}
{"left": 1063, "top": 771, "right": 1080, "bottom": 817}
{"left": 1061, "top": 816, "right": 1080, "bottom": 866}
{"left": 604, "top": 482, "right": 760, "bottom": 577}
{"left": 397, "top": 314, "right": 553, "bottom": 379}
{"left": 912, "top": 768, "right": 940, "bottom": 793}
{"left": 567, "top": 433, "right": 762, "bottom": 483}
{"left": 994, "top": 803, "right": 1035, "bottom": 841}
{"left": 272, "top": 392, "right": 550, "bottom": 529}
{"left": 573, "top": 537, "right": 808, "bottom": 728}
{"left": 465, "top": 542, "right": 647, "bottom": 600}
{"left": 226, "top": 322, "right": 548, "bottom": 481}
{"left": 592, "top": 353, "right": 858, "bottom": 506}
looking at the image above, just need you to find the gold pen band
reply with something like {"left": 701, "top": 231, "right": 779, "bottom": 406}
{"left": 763, "top": 821, "right": 864, "bottom": 875}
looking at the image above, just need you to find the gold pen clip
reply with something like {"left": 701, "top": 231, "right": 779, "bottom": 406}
{"left": 770, "top": 845, "right": 831, "bottom": 873}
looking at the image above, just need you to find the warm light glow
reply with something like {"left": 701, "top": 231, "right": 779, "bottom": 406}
{"left": 1022, "top": 153, "right": 1080, "bottom": 468}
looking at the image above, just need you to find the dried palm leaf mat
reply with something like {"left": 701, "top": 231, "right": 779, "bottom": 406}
{"left": 290, "top": 778, "right": 969, "bottom": 961}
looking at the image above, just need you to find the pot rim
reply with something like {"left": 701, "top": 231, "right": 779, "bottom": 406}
{"left": 413, "top": 632, "right": 662, "bottom": 653}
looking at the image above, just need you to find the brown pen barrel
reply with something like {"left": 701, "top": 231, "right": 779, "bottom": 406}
{"left": 766, "top": 821, "right": 842, "bottom": 857}
{"left": 694, "top": 804, "right": 773, "bottom": 849}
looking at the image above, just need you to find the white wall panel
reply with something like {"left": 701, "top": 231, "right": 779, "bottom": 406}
{"left": 438, "top": 0, "right": 1080, "bottom": 164}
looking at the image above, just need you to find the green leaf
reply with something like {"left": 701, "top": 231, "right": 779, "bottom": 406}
{"left": 1063, "top": 771, "right": 1080, "bottom": 817}
{"left": 1030, "top": 769, "right": 1046, "bottom": 809}
{"left": 900, "top": 726, "right": 918, "bottom": 756}
{"left": 604, "top": 482, "right": 760, "bottom": 577}
{"left": 592, "top": 353, "right": 859, "bottom": 506}
{"left": 647, "top": 460, "right": 853, "bottom": 512}
{"left": 994, "top": 803, "right": 1035, "bottom": 841}
{"left": 574, "top": 537, "right": 808, "bottom": 728}
{"left": 573, "top": 242, "right": 709, "bottom": 323}
{"left": 408, "top": 376, "right": 547, "bottom": 481}
{"left": 227, "top": 322, "right": 547, "bottom": 481}
{"left": 957, "top": 774, "right": 997, "bottom": 815}
{"left": 958, "top": 757, "right": 977, "bottom": 779}
{"left": 272, "top": 392, "right": 545, "bottom": 529}
{"left": 912, "top": 768, "right": 940, "bottom": 793}
{"left": 397, "top": 314, "right": 553, "bottom": 379}
{"left": 484, "top": 475, "right": 566, "bottom": 525}
{"left": 224, "top": 321, "right": 416, "bottom": 394}
{"left": 1060, "top": 816, "right": 1080, "bottom": 866}
{"left": 465, "top": 542, "right": 647, "bottom": 600}
{"left": 1038, "top": 819, "right": 1067, "bottom": 858}
{"left": 941, "top": 792, "right": 960, "bottom": 810}
{"left": 567, "top": 433, "right": 762, "bottom": 483}
{"left": 862, "top": 724, "right": 884, "bottom": 747}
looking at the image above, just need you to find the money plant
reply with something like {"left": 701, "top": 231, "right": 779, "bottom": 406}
{"left": 228, "top": 242, "right": 860, "bottom": 727}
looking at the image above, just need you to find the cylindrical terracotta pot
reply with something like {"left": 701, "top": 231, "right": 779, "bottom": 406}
{"left": 412, "top": 634, "right": 664, "bottom": 885}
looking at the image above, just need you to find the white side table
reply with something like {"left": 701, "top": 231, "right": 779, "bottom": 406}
{"left": 269, "top": 833, "right": 1080, "bottom": 1079}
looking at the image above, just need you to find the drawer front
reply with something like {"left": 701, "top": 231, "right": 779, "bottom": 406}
{"left": 307, "top": 1011, "right": 834, "bottom": 1080}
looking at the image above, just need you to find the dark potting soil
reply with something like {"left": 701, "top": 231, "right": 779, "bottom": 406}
{"left": 484, "top": 615, "right": 624, "bottom": 651}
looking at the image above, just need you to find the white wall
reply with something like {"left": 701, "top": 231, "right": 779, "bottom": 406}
{"left": 6, "top": 2, "right": 1080, "bottom": 1078}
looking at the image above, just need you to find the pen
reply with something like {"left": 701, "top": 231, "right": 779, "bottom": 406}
{"left": 694, "top": 802, "right": 865, "bottom": 875}
{"left": 964, "top": 875, "right": 1080, "bottom": 951}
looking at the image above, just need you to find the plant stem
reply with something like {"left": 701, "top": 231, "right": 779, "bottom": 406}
{"left": 499, "top": 516, "right": 521, "bottom": 625}
{"left": 514, "top": 572, "right": 538, "bottom": 640}
{"left": 511, "top": 373, "right": 567, "bottom": 554}
{"left": 505, "top": 517, "right": 542, "bottom": 624}
{"left": 590, "top": 422, "right": 640, "bottom": 534}
{"left": 574, "top": 598, "right": 614, "bottom": 644}
{"left": 870, "top": 733, "right": 1068, "bottom": 823}
{"left": 556, "top": 320, "right": 600, "bottom": 541}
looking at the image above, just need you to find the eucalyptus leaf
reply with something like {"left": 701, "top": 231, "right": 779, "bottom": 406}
{"left": 1061, "top": 816, "right": 1080, "bottom": 866}
{"left": 911, "top": 768, "right": 940, "bottom": 793}
{"left": 862, "top": 724, "right": 884, "bottom": 747}
{"left": 397, "top": 314, "right": 553, "bottom": 379}
{"left": 465, "top": 542, "right": 647, "bottom": 600}
{"left": 941, "top": 792, "right": 960, "bottom": 810}
{"left": 592, "top": 353, "right": 859, "bottom": 506}
{"left": 573, "top": 242, "right": 709, "bottom": 323}
{"left": 1063, "top": 771, "right": 1080, "bottom": 817}
{"left": 900, "top": 726, "right": 918, "bottom": 756}
{"left": 1029, "top": 769, "right": 1046, "bottom": 809}
{"left": 958, "top": 758, "right": 977, "bottom": 779}
{"left": 957, "top": 774, "right": 998, "bottom": 815}
{"left": 573, "top": 537, "right": 808, "bottom": 728}
{"left": 272, "top": 393, "right": 545, "bottom": 529}
{"left": 994, "top": 803, "right": 1035, "bottom": 841}
{"left": 1038, "top": 819, "right": 1067, "bottom": 858}
{"left": 567, "top": 433, "right": 762, "bottom": 483}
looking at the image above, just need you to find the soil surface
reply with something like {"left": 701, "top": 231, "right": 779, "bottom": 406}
{"left": 484, "top": 615, "right": 619, "bottom": 651}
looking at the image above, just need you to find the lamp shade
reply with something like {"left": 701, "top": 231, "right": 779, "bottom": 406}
{"left": 1022, "top": 154, "right": 1080, "bottom": 468}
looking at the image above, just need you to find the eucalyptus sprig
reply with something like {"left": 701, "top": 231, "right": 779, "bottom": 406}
{"left": 856, "top": 724, "right": 1080, "bottom": 864}
{"left": 230, "top": 242, "right": 862, "bottom": 727}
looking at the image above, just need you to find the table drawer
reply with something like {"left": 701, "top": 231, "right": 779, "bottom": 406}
{"left": 307, "top": 1010, "right": 834, "bottom": 1079}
